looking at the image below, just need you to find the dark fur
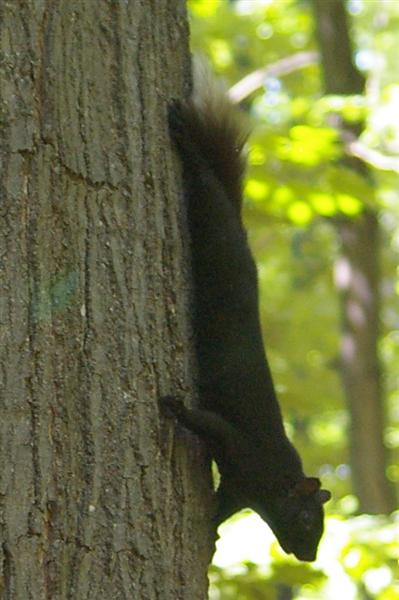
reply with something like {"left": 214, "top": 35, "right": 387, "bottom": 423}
{"left": 164, "top": 73, "right": 330, "bottom": 562}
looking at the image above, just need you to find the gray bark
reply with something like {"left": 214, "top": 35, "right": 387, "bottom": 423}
{"left": 334, "top": 213, "right": 395, "bottom": 513}
{"left": 0, "top": 1, "right": 213, "bottom": 598}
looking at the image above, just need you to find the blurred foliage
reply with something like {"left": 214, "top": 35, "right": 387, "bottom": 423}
{"left": 210, "top": 512, "right": 399, "bottom": 600}
{"left": 187, "top": 0, "right": 399, "bottom": 598}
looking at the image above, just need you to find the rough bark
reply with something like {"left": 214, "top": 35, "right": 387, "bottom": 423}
{"left": 0, "top": 1, "right": 213, "bottom": 598}
{"left": 312, "top": 0, "right": 396, "bottom": 513}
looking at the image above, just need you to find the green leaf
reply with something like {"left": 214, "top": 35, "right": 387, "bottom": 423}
{"left": 309, "top": 192, "right": 337, "bottom": 216}
{"left": 336, "top": 193, "right": 363, "bottom": 215}
{"left": 276, "top": 126, "right": 341, "bottom": 166}
{"left": 287, "top": 201, "right": 313, "bottom": 224}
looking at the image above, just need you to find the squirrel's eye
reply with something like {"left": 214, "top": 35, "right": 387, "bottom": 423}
{"left": 299, "top": 510, "right": 314, "bottom": 530}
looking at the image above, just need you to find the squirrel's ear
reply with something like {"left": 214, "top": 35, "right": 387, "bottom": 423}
{"left": 318, "top": 489, "right": 331, "bottom": 504}
{"left": 293, "top": 477, "right": 321, "bottom": 497}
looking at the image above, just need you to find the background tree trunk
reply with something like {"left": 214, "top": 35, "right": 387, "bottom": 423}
{"left": 311, "top": 0, "right": 396, "bottom": 513}
{"left": 0, "top": 2, "right": 213, "bottom": 598}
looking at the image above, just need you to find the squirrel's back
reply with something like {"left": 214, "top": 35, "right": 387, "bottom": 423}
{"left": 168, "top": 61, "right": 272, "bottom": 436}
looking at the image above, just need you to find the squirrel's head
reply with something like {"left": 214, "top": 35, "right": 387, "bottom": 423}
{"left": 254, "top": 477, "right": 331, "bottom": 561}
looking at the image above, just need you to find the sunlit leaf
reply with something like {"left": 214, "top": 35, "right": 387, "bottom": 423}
{"left": 291, "top": 97, "right": 311, "bottom": 118}
{"left": 276, "top": 126, "right": 341, "bottom": 166}
{"left": 249, "top": 144, "right": 266, "bottom": 166}
{"left": 245, "top": 178, "right": 270, "bottom": 201}
{"left": 314, "top": 94, "right": 367, "bottom": 124}
{"left": 209, "top": 39, "right": 233, "bottom": 68}
{"left": 336, "top": 193, "right": 362, "bottom": 215}
{"left": 273, "top": 186, "right": 295, "bottom": 206}
{"left": 287, "top": 201, "right": 313, "bottom": 224}
{"left": 189, "top": 0, "right": 219, "bottom": 17}
{"left": 309, "top": 192, "right": 337, "bottom": 216}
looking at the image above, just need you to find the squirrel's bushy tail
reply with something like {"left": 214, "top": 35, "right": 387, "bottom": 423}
{"left": 182, "top": 58, "right": 249, "bottom": 211}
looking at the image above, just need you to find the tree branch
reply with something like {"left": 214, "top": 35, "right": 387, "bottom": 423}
{"left": 228, "top": 51, "right": 319, "bottom": 103}
{"left": 346, "top": 140, "right": 399, "bottom": 173}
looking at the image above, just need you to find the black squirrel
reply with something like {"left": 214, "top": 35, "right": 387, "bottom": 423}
{"left": 164, "top": 64, "right": 330, "bottom": 562}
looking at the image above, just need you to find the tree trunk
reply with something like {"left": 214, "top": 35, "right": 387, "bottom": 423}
{"left": 0, "top": 2, "right": 213, "bottom": 598}
{"left": 311, "top": 0, "right": 396, "bottom": 513}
